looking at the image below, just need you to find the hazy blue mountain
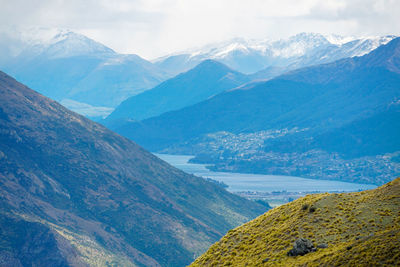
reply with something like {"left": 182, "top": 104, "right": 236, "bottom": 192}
{"left": 66, "top": 54, "right": 169, "bottom": 107}
{"left": 105, "top": 60, "right": 250, "bottom": 122}
{"left": 154, "top": 33, "right": 395, "bottom": 76}
{"left": 114, "top": 80, "right": 325, "bottom": 150}
{"left": 0, "top": 28, "right": 170, "bottom": 113}
{"left": 0, "top": 71, "right": 265, "bottom": 266}
{"left": 153, "top": 53, "right": 197, "bottom": 76}
{"left": 116, "top": 37, "right": 400, "bottom": 156}
{"left": 249, "top": 66, "right": 287, "bottom": 81}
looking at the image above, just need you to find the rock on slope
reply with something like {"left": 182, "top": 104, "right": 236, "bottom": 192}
{"left": 0, "top": 71, "right": 265, "bottom": 266}
{"left": 191, "top": 178, "right": 400, "bottom": 266}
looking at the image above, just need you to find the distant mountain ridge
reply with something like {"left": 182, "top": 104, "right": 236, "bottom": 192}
{"left": 0, "top": 71, "right": 265, "bottom": 266}
{"left": 0, "top": 28, "right": 171, "bottom": 116}
{"left": 105, "top": 59, "right": 250, "bottom": 122}
{"left": 154, "top": 33, "right": 396, "bottom": 75}
{"left": 0, "top": 27, "right": 115, "bottom": 64}
{"left": 122, "top": 37, "right": 400, "bottom": 147}
{"left": 0, "top": 29, "right": 395, "bottom": 121}
{"left": 115, "top": 37, "right": 400, "bottom": 185}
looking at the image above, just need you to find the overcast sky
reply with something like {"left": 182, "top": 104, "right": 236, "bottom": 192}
{"left": 1, "top": 0, "right": 399, "bottom": 59}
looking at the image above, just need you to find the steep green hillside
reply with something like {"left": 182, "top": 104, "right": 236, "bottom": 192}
{"left": 191, "top": 178, "right": 400, "bottom": 266}
{"left": 0, "top": 71, "right": 265, "bottom": 266}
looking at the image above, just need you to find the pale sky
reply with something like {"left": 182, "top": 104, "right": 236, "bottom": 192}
{"left": 1, "top": 0, "right": 399, "bottom": 59}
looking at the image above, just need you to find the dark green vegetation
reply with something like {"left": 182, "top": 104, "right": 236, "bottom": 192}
{"left": 114, "top": 37, "right": 400, "bottom": 185}
{"left": 105, "top": 60, "right": 249, "bottom": 123}
{"left": 0, "top": 71, "right": 266, "bottom": 266}
{"left": 191, "top": 177, "right": 400, "bottom": 266}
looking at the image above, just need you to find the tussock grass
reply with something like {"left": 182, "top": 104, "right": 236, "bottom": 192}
{"left": 191, "top": 178, "right": 400, "bottom": 266}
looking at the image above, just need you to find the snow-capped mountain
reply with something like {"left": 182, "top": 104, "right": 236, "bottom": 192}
{"left": 0, "top": 28, "right": 395, "bottom": 120}
{"left": 36, "top": 31, "right": 115, "bottom": 59}
{"left": 0, "top": 27, "right": 170, "bottom": 116}
{"left": 154, "top": 33, "right": 396, "bottom": 75}
{"left": 0, "top": 27, "right": 114, "bottom": 63}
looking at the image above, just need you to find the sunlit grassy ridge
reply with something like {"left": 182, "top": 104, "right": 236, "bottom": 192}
{"left": 191, "top": 178, "right": 400, "bottom": 266}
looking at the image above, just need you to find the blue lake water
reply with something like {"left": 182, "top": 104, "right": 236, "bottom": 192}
{"left": 155, "top": 153, "right": 377, "bottom": 193}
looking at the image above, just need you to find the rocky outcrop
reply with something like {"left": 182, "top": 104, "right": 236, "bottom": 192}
{"left": 287, "top": 238, "right": 316, "bottom": 256}
{"left": 317, "top": 243, "right": 328, "bottom": 249}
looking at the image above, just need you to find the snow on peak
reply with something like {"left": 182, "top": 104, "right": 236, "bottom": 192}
{"left": 0, "top": 27, "right": 115, "bottom": 59}
{"left": 212, "top": 42, "right": 251, "bottom": 58}
{"left": 154, "top": 33, "right": 398, "bottom": 75}
{"left": 43, "top": 31, "right": 115, "bottom": 58}
{"left": 343, "top": 35, "right": 397, "bottom": 57}
{"left": 324, "top": 34, "right": 356, "bottom": 45}
{"left": 12, "top": 27, "right": 67, "bottom": 46}
{"left": 268, "top": 33, "right": 326, "bottom": 58}
{"left": 164, "top": 33, "right": 397, "bottom": 62}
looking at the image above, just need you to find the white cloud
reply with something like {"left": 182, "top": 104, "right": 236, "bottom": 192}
{"left": 0, "top": 0, "right": 399, "bottom": 59}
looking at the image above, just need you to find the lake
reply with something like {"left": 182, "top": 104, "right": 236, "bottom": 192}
{"left": 155, "top": 153, "right": 377, "bottom": 193}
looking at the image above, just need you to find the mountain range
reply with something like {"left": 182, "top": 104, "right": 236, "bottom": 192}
{"left": 113, "top": 37, "right": 400, "bottom": 185}
{"left": 0, "top": 71, "right": 266, "bottom": 266}
{"left": 106, "top": 33, "right": 396, "bottom": 125}
{"left": 0, "top": 28, "right": 170, "bottom": 117}
{"left": 1, "top": 29, "right": 396, "bottom": 123}
{"left": 105, "top": 59, "right": 250, "bottom": 123}
{"left": 154, "top": 33, "right": 395, "bottom": 75}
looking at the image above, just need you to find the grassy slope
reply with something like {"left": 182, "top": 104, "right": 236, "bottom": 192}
{"left": 191, "top": 177, "right": 400, "bottom": 266}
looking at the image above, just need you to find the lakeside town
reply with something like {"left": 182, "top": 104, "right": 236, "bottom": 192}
{"left": 166, "top": 129, "right": 400, "bottom": 185}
